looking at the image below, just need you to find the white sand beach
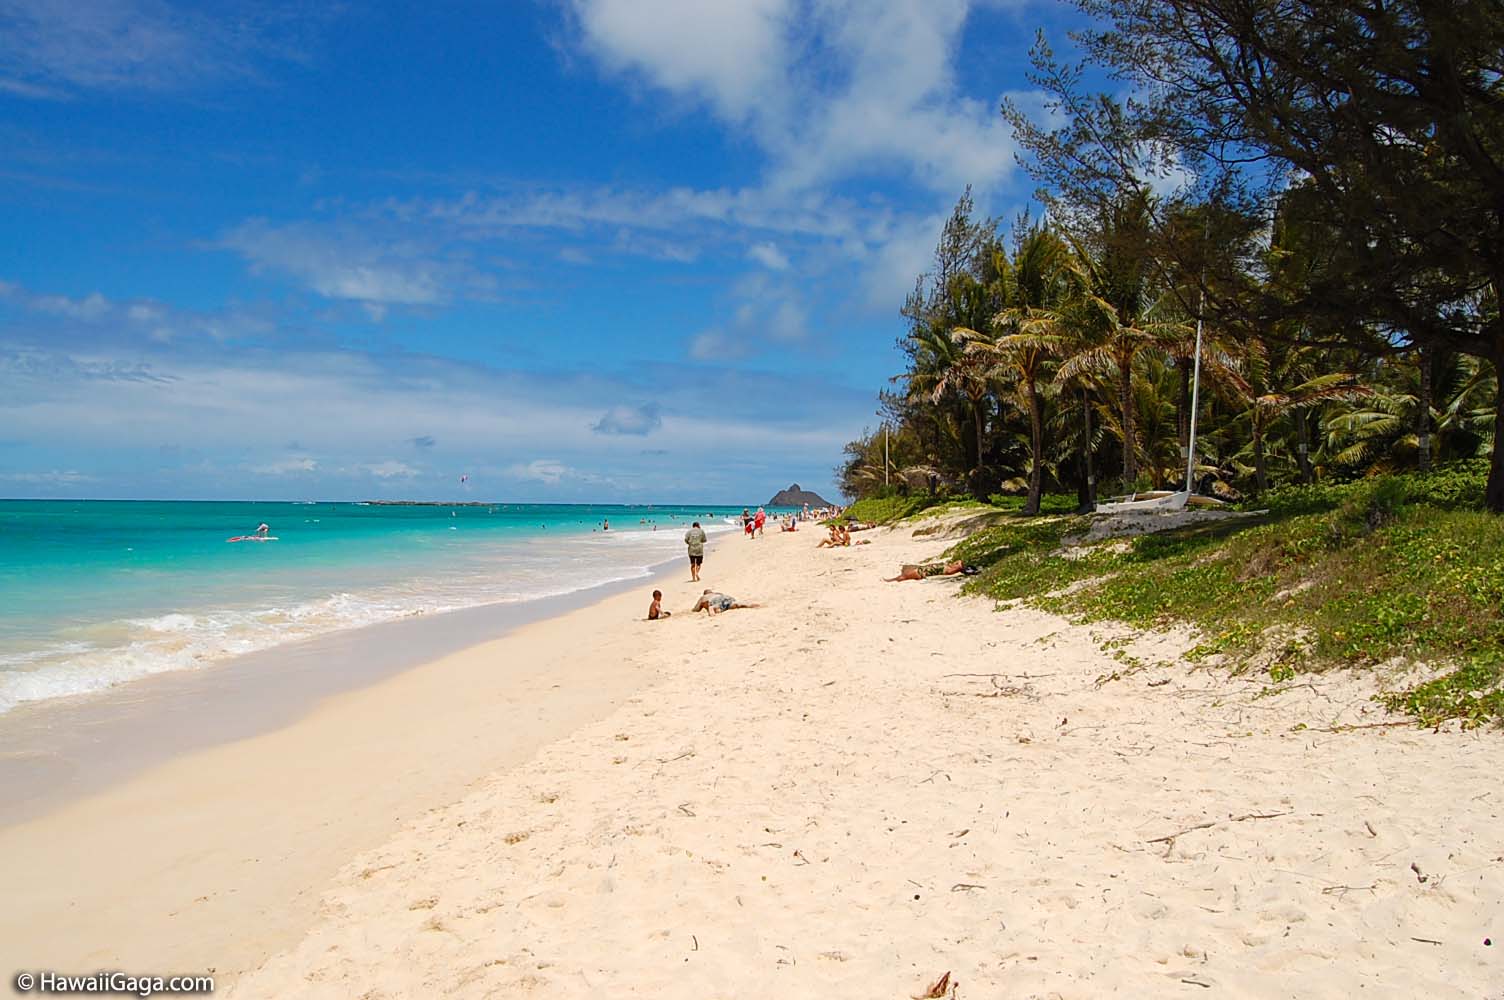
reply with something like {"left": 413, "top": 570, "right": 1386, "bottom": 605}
{"left": 4, "top": 515, "right": 1500, "bottom": 998}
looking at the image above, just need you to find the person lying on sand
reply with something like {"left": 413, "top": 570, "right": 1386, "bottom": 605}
{"left": 691, "top": 589, "right": 759, "bottom": 615}
{"left": 885, "top": 560, "right": 969, "bottom": 581}
{"left": 647, "top": 589, "right": 671, "bottom": 620}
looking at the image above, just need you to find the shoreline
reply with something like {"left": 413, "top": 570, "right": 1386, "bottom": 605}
{"left": 0, "top": 529, "right": 759, "bottom": 982}
{"left": 0, "top": 547, "right": 691, "bottom": 826}
{"left": 0, "top": 499, "right": 749, "bottom": 719}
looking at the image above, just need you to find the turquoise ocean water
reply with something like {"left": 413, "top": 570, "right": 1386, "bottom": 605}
{"left": 0, "top": 500, "right": 766, "bottom": 715}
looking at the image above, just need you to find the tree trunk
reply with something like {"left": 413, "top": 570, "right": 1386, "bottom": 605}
{"left": 973, "top": 397, "right": 986, "bottom": 475}
{"left": 957, "top": 402, "right": 977, "bottom": 472}
{"left": 1119, "top": 356, "right": 1137, "bottom": 485}
{"left": 1295, "top": 408, "right": 1314, "bottom": 484}
{"left": 1417, "top": 346, "right": 1433, "bottom": 472}
{"left": 1488, "top": 339, "right": 1504, "bottom": 513}
{"left": 1078, "top": 388, "right": 1097, "bottom": 513}
{"left": 1178, "top": 356, "right": 1191, "bottom": 455}
{"left": 1024, "top": 379, "right": 1043, "bottom": 515}
{"left": 1252, "top": 410, "right": 1268, "bottom": 494}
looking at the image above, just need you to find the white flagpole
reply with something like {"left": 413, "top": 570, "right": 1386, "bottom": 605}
{"left": 1184, "top": 294, "right": 1205, "bottom": 493}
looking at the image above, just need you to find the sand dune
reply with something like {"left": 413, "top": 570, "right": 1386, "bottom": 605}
{"left": 228, "top": 514, "right": 1502, "bottom": 999}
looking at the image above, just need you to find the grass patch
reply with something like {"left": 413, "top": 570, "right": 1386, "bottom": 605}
{"left": 843, "top": 492, "right": 1081, "bottom": 526}
{"left": 1380, "top": 657, "right": 1504, "bottom": 729}
{"left": 947, "top": 465, "right": 1504, "bottom": 727}
{"left": 840, "top": 494, "right": 974, "bottom": 525}
{"left": 986, "top": 493, "right": 1083, "bottom": 515}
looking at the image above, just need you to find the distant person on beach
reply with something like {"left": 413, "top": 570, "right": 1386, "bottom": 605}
{"left": 648, "top": 590, "right": 670, "bottom": 620}
{"left": 684, "top": 521, "right": 707, "bottom": 582}
{"left": 818, "top": 524, "right": 853, "bottom": 547}
{"left": 692, "top": 589, "right": 759, "bottom": 615}
{"left": 602, "top": 518, "right": 610, "bottom": 531}
{"left": 886, "top": 560, "right": 966, "bottom": 582}
{"left": 754, "top": 507, "right": 766, "bottom": 537}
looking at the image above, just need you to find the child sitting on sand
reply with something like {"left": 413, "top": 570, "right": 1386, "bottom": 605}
{"left": 648, "top": 590, "right": 670, "bottom": 620}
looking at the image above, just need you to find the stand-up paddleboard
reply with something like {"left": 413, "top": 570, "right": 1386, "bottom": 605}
{"left": 226, "top": 535, "right": 279, "bottom": 543}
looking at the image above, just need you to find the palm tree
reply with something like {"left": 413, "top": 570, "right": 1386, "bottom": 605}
{"left": 955, "top": 227, "right": 1076, "bottom": 513}
{"left": 1436, "top": 355, "right": 1499, "bottom": 459}
{"left": 1324, "top": 352, "right": 1495, "bottom": 474}
{"left": 1055, "top": 197, "right": 1189, "bottom": 490}
{"left": 1134, "top": 354, "right": 1186, "bottom": 489}
{"left": 916, "top": 259, "right": 1010, "bottom": 494}
{"left": 912, "top": 316, "right": 993, "bottom": 480}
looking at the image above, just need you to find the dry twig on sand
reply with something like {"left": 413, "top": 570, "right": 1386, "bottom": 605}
{"left": 913, "top": 971, "right": 954, "bottom": 999}
{"left": 1147, "top": 811, "right": 1292, "bottom": 847}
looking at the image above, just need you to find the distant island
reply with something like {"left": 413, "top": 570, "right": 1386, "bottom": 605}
{"left": 767, "top": 484, "right": 832, "bottom": 507}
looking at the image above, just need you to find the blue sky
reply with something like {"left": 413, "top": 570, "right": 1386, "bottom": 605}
{"left": 0, "top": 0, "right": 1076, "bottom": 503}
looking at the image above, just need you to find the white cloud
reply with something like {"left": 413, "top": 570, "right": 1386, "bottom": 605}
{"left": 747, "top": 241, "right": 790, "bottom": 270}
{"left": 416, "top": 184, "right": 876, "bottom": 245}
{"left": 32, "top": 291, "right": 112, "bottom": 321}
{"left": 592, "top": 402, "right": 663, "bottom": 436}
{"left": 0, "top": 0, "right": 323, "bottom": 97}
{"left": 0, "top": 469, "right": 95, "bottom": 484}
{"left": 254, "top": 456, "right": 318, "bottom": 475}
{"left": 359, "top": 460, "right": 418, "bottom": 479}
{"left": 0, "top": 339, "right": 867, "bottom": 500}
{"left": 767, "top": 299, "right": 806, "bottom": 342}
{"left": 0, "top": 75, "right": 63, "bottom": 99}
{"left": 567, "top": 0, "right": 791, "bottom": 124}
{"left": 859, "top": 208, "right": 949, "bottom": 308}
{"left": 219, "top": 220, "right": 461, "bottom": 307}
{"left": 0, "top": 278, "right": 263, "bottom": 344}
{"left": 507, "top": 459, "right": 570, "bottom": 485}
{"left": 686, "top": 273, "right": 808, "bottom": 358}
{"left": 567, "top": 0, "right": 1019, "bottom": 196}
{"left": 687, "top": 330, "right": 736, "bottom": 361}
{"left": 126, "top": 302, "right": 166, "bottom": 323}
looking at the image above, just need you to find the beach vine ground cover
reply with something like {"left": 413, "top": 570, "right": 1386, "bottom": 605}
{"left": 891, "top": 463, "right": 1504, "bottom": 727}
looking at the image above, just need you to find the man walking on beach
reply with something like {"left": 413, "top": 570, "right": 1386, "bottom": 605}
{"left": 684, "top": 521, "right": 707, "bottom": 582}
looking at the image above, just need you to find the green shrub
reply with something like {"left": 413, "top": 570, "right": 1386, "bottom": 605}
{"left": 986, "top": 493, "right": 1081, "bottom": 514}
{"left": 947, "top": 465, "right": 1503, "bottom": 726}
{"left": 842, "top": 494, "right": 973, "bottom": 524}
{"left": 1255, "top": 460, "right": 1488, "bottom": 518}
